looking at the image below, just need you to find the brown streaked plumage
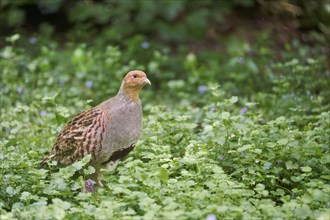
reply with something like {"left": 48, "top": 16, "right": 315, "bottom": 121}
{"left": 41, "top": 70, "right": 151, "bottom": 186}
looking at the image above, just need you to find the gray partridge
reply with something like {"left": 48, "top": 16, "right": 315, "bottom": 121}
{"left": 41, "top": 70, "right": 151, "bottom": 186}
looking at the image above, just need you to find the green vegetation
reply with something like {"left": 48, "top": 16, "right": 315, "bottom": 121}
{"left": 1, "top": 0, "right": 329, "bottom": 219}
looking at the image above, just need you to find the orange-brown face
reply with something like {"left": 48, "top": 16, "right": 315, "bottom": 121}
{"left": 123, "top": 70, "right": 151, "bottom": 89}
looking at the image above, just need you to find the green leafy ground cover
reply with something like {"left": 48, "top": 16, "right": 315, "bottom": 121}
{"left": 0, "top": 32, "right": 329, "bottom": 219}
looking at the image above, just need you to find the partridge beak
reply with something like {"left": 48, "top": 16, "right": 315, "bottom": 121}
{"left": 143, "top": 77, "right": 151, "bottom": 85}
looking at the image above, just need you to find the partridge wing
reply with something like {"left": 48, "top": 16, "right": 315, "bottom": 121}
{"left": 41, "top": 107, "right": 105, "bottom": 166}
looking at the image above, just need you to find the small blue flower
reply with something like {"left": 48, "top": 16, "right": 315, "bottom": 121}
{"left": 17, "top": 87, "right": 23, "bottom": 94}
{"left": 218, "top": 155, "right": 224, "bottom": 161}
{"left": 86, "top": 179, "right": 95, "bottom": 186}
{"left": 29, "top": 37, "right": 37, "bottom": 44}
{"left": 210, "top": 107, "right": 215, "bottom": 113}
{"left": 238, "top": 57, "right": 245, "bottom": 64}
{"left": 58, "top": 79, "right": 64, "bottom": 86}
{"left": 240, "top": 107, "right": 247, "bottom": 114}
{"left": 198, "top": 85, "right": 207, "bottom": 94}
{"left": 141, "top": 41, "right": 150, "bottom": 49}
{"left": 40, "top": 111, "right": 47, "bottom": 116}
{"left": 86, "top": 179, "right": 95, "bottom": 192}
{"left": 290, "top": 92, "right": 295, "bottom": 99}
{"left": 206, "top": 214, "right": 217, "bottom": 220}
{"left": 85, "top": 81, "right": 93, "bottom": 88}
{"left": 6, "top": 127, "right": 10, "bottom": 133}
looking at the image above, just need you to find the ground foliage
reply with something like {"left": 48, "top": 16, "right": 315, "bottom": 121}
{"left": 0, "top": 31, "right": 329, "bottom": 219}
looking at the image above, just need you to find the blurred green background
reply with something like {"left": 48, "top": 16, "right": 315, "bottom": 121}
{"left": 1, "top": 0, "right": 329, "bottom": 41}
{"left": 1, "top": 0, "right": 329, "bottom": 111}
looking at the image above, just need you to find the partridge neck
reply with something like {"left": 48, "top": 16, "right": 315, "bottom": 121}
{"left": 117, "top": 83, "right": 141, "bottom": 102}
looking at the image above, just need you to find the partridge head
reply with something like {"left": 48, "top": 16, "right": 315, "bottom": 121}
{"left": 119, "top": 70, "right": 151, "bottom": 101}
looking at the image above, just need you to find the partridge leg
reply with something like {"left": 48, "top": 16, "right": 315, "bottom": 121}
{"left": 95, "top": 171, "right": 104, "bottom": 187}
{"left": 87, "top": 167, "right": 103, "bottom": 187}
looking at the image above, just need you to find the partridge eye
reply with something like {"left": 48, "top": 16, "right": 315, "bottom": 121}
{"left": 133, "top": 74, "right": 138, "bottom": 78}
